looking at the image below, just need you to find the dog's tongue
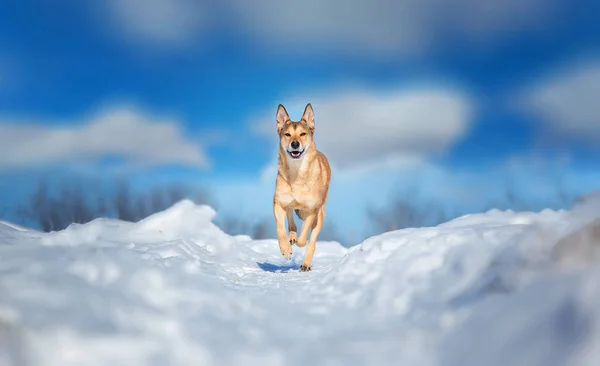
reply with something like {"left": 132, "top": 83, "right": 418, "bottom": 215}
{"left": 292, "top": 151, "right": 301, "bottom": 158}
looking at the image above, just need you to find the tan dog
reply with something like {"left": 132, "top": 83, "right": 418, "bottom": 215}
{"left": 272, "top": 103, "right": 331, "bottom": 272}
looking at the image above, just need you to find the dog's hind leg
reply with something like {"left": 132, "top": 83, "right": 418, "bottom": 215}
{"left": 295, "top": 210, "right": 316, "bottom": 249}
{"left": 286, "top": 209, "right": 297, "bottom": 245}
{"left": 300, "top": 206, "right": 325, "bottom": 272}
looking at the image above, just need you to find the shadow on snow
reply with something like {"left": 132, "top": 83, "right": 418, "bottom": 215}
{"left": 256, "top": 261, "right": 300, "bottom": 273}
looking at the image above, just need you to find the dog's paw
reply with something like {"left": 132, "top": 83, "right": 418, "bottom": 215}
{"left": 278, "top": 239, "right": 292, "bottom": 260}
{"left": 299, "top": 264, "right": 311, "bottom": 272}
{"left": 289, "top": 231, "right": 297, "bottom": 245}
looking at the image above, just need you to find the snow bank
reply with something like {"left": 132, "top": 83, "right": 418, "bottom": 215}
{"left": 1, "top": 197, "right": 600, "bottom": 366}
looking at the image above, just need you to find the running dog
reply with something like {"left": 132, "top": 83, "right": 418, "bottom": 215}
{"left": 272, "top": 103, "right": 331, "bottom": 272}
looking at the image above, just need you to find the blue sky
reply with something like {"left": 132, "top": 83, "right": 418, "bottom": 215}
{"left": 1, "top": 0, "right": 599, "bottom": 244}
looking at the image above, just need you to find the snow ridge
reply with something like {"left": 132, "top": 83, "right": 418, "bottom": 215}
{"left": 1, "top": 197, "right": 600, "bottom": 366}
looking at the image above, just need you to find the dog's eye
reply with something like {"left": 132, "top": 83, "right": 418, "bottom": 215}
{"left": 300, "top": 132, "right": 307, "bottom": 136}
{"left": 284, "top": 133, "right": 291, "bottom": 137}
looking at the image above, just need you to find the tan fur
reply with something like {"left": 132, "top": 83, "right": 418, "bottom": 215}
{"left": 272, "top": 103, "right": 331, "bottom": 271}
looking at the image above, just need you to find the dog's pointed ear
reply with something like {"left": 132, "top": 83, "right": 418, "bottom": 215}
{"left": 302, "top": 103, "right": 315, "bottom": 131}
{"left": 276, "top": 104, "right": 289, "bottom": 134}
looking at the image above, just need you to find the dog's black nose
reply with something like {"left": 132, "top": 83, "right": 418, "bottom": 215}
{"left": 291, "top": 141, "right": 300, "bottom": 149}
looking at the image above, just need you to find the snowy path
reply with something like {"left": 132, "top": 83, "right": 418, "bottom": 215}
{"left": 1, "top": 199, "right": 600, "bottom": 366}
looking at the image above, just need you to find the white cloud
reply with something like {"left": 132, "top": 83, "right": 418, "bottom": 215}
{"left": 105, "top": 0, "right": 209, "bottom": 48}
{"left": 254, "top": 85, "right": 473, "bottom": 170}
{"left": 0, "top": 105, "right": 208, "bottom": 168}
{"left": 102, "top": 0, "right": 559, "bottom": 56}
{"left": 227, "top": 0, "right": 556, "bottom": 57}
{"left": 519, "top": 59, "right": 600, "bottom": 143}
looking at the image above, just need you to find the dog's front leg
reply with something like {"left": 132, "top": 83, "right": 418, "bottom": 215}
{"left": 286, "top": 209, "right": 297, "bottom": 245}
{"left": 300, "top": 206, "right": 325, "bottom": 271}
{"left": 274, "top": 203, "right": 292, "bottom": 259}
{"left": 295, "top": 212, "right": 316, "bottom": 248}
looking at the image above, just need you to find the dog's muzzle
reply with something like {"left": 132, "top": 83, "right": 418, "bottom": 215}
{"left": 287, "top": 148, "right": 304, "bottom": 159}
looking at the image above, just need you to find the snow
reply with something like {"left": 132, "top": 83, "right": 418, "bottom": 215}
{"left": 1, "top": 197, "right": 600, "bottom": 366}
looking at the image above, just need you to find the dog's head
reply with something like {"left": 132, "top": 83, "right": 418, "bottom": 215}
{"left": 275, "top": 103, "right": 315, "bottom": 160}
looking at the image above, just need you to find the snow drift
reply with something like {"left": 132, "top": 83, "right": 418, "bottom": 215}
{"left": 1, "top": 196, "right": 600, "bottom": 366}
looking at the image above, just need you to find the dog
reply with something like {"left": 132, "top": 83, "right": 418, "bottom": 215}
{"left": 272, "top": 103, "right": 331, "bottom": 272}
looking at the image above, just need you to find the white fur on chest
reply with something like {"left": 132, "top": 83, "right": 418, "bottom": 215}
{"left": 276, "top": 155, "right": 320, "bottom": 210}
{"left": 285, "top": 155, "right": 305, "bottom": 181}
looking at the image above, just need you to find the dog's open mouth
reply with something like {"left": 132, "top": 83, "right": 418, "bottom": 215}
{"left": 288, "top": 149, "right": 304, "bottom": 159}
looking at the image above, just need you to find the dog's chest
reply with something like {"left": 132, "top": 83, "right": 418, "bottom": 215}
{"left": 277, "top": 181, "right": 319, "bottom": 209}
